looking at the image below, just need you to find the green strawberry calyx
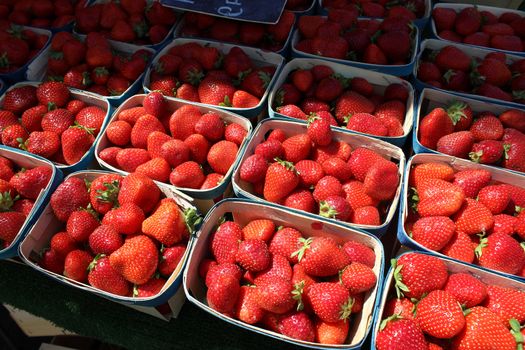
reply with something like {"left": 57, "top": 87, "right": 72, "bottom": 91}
{"left": 510, "top": 318, "right": 524, "bottom": 350}
{"left": 219, "top": 95, "right": 232, "bottom": 107}
{"left": 307, "top": 113, "right": 321, "bottom": 125}
{"left": 504, "top": 144, "right": 511, "bottom": 160}
{"left": 379, "top": 313, "right": 403, "bottom": 331}
{"left": 339, "top": 296, "right": 354, "bottom": 321}
{"left": 475, "top": 233, "right": 488, "bottom": 259}
{"left": 409, "top": 187, "right": 419, "bottom": 212}
{"left": 468, "top": 150, "right": 483, "bottom": 163}
{"left": 184, "top": 207, "right": 202, "bottom": 236}
{"left": 96, "top": 180, "right": 120, "bottom": 208}
{"left": 446, "top": 100, "right": 468, "bottom": 125}
{"left": 87, "top": 254, "right": 105, "bottom": 272}
{"left": 72, "top": 121, "right": 96, "bottom": 136}
{"left": 319, "top": 201, "right": 338, "bottom": 219}
{"left": 392, "top": 258, "right": 410, "bottom": 299}
{"left": 274, "top": 158, "right": 297, "bottom": 174}
{"left": 292, "top": 280, "right": 305, "bottom": 311}
{"left": 291, "top": 237, "right": 313, "bottom": 262}
{"left": 0, "top": 191, "right": 18, "bottom": 212}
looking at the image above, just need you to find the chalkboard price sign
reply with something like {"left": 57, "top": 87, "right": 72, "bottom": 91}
{"left": 160, "top": 0, "right": 287, "bottom": 24}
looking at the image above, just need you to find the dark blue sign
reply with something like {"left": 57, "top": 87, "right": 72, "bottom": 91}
{"left": 160, "top": 0, "right": 287, "bottom": 24}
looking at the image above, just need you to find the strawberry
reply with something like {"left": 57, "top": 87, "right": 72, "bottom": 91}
{"left": 109, "top": 235, "right": 158, "bottom": 285}
{"left": 88, "top": 256, "right": 130, "bottom": 296}
{"left": 276, "top": 104, "right": 308, "bottom": 120}
{"left": 120, "top": 57, "right": 147, "bottom": 81}
{"left": 150, "top": 76, "right": 178, "bottom": 97}
{"left": 444, "top": 272, "right": 487, "bottom": 308}
{"left": 411, "top": 216, "right": 455, "bottom": 251}
{"left": 409, "top": 162, "right": 455, "bottom": 188}
{"left": 0, "top": 111, "right": 19, "bottom": 132}
{"left": 418, "top": 108, "right": 454, "bottom": 150}
{"left": 493, "top": 214, "right": 518, "bottom": 235}
{"left": 41, "top": 108, "right": 74, "bottom": 136}
{"left": 341, "top": 181, "right": 377, "bottom": 212}
{"left": 135, "top": 157, "right": 171, "bottom": 183}
{"left": 476, "top": 233, "right": 525, "bottom": 275}
{"left": 263, "top": 159, "right": 299, "bottom": 203}
{"left": 142, "top": 198, "right": 189, "bottom": 246}
{"left": 282, "top": 134, "right": 311, "bottom": 163}
{"left": 61, "top": 125, "right": 95, "bottom": 165}
{"left": 0, "top": 212, "right": 26, "bottom": 244}
{"left": 197, "top": 75, "right": 235, "bottom": 106}
{"left": 1, "top": 124, "right": 27, "bottom": 148}
{"left": 146, "top": 131, "right": 171, "bottom": 159}
{"left": 474, "top": 59, "right": 512, "bottom": 88}
{"left": 436, "top": 131, "right": 475, "bottom": 158}
{"left": 116, "top": 148, "right": 151, "bottom": 172}
{"left": 224, "top": 123, "right": 247, "bottom": 146}
{"left": 50, "top": 231, "right": 78, "bottom": 258}
{"left": 452, "top": 306, "right": 516, "bottom": 350}
{"left": 255, "top": 276, "right": 295, "bottom": 314}
{"left": 98, "top": 147, "right": 121, "bottom": 167}
{"left": 440, "top": 231, "right": 475, "bottom": 263}
{"left": 255, "top": 140, "right": 285, "bottom": 162}
{"left": 241, "top": 68, "right": 274, "bottom": 99}
{"left": 50, "top": 177, "right": 90, "bottom": 222}
{"left": 235, "top": 239, "right": 270, "bottom": 272}
{"left": 89, "top": 174, "right": 122, "bottom": 215}
{"left": 168, "top": 105, "right": 202, "bottom": 141}
{"left": 133, "top": 277, "right": 166, "bottom": 298}
{"left": 454, "top": 198, "right": 494, "bottom": 235}
{"left": 346, "top": 112, "right": 388, "bottom": 137}
{"left": 340, "top": 262, "right": 376, "bottom": 294}
{"left": 453, "top": 169, "right": 492, "bottom": 198}
{"left": 376, "top": 316, "right": 427, "bottom": 350}
{"left": 277, "top": 312, "right": 315, "bottom": 342}
{"left": 351, "top": 206, "right": 380, "bottom": 225}
{"left": 63, "top": 249, "right": 92, "bottom": 282}
{"left": 307, "top": 116, "right": 332, "bottom": 147}
{"left": 307, "top": 282, "right": 353, "bottom": 323}
{"left": 205, "top": 263, "right": 242, "bottom": 288}
{"left": 158, "top": 244, "right": 186, "bottom": 277}
{"left": 503, "top": 142, "right": 525, "bottom": 173}
{"left": 334, "top": 91, "right": 375, "bottom": 123}
{"left": 313, "top": 77, "right": 343, "bottom": 103}
{"left": 417, "top": 289, "right": 466, "bottom": 339}
{"left": 499, "top": 109, "right": 525, "bottom": 133}
{"left": 36, "top": 82, "right": 70, "bottom": 108}
{"left": 194, "top": 112, "right": 225, "bottom": 142}
{"left": 2, "top": 86, "right": 37, "bottom": 115}
{"left": 312, "top": 176, "right": 343, "bottom": 203}
{"left": 130, "top": 114, "right": 165, "bottom": 149}
{"left": 234, "top": 285, "right": 265, "bottom": 325}
{"left": 435, "top": 46, "right": 471, "bottom": 72}
{"left": 107, "top": 76, "right": 130, "bottom": 96}
{"left": 169, "top": 161, "right": 205, "bottom": 189}
{"left": 363, "top": 161, "right": 399, "bottom": 201}
{"left": 200, "top": 173, "right": 224, "bottom": 190}
{"left": 9, "top": 166, "right": 51, "bottom": 200}
{"left": 231, "top": 90, "right": 259, "bottom": 108}
{"left": 208, "top": 140, "right": 239, "bottom": 176}
{"left": 102, "top": 203, "right": 145, "bottom": 236}
{"left": 88, "top": 224, "right": 123, "bottom": 255}
{"left": 477, "top": 185, "right": 510, "bottom": 215}
{"left": 210, "top": 221, "right": 242, "bottom": 264}
{"left": 469, "top": 140, "right": 504, "bottom": 164}
{"left": 454, "top": 7, "right": 482, "bottom": 36}
{"left": 295, "top": 236, "right": 349, "bottom": 277}
{"left": 106, "top": 121, "right": 132, "bottom": 146}
{"left": 75, "top": 106, "right": 106, "bottom": 135}
{"left": 416, "top": 178, "right": 465, "bottom": 217}
{"left": 266, "top": 227, "right": 301, "bottom": 264}
{"left": 470, "top": 115, "right": 504, "bottom": 141}
{"left": 239, "top": 154, "right": 268, "bottom": 184}
{"left": 118, "top": 173, "right": 160, "bottom": 214}
{"left": 66, "top": 210, "right": 99, "bottom": 243}
{"left": 267, "top": 129, "right": 287, "bottom": 143}
{"left": 207, "top": 272, "right": 241, "bottom": 314}
{"left": 160, "top": 139, "right": 190, "bottom": 168}
{"left": 321, "top": 158, "right": 351, "bottom": 182}
{"left": 393, "top": 253, "right": 448, "bottom": 299}
{"left": 319, "top": 195, "right": 351, "bottom": 221}
{"left": 283, "top": 189, "right": 316, "bottom": 214}
{"left": 433, "top": 7, "right": 457, "bottom": 31}
{"left": 347, "top": 147, "right": 386, "bottom": 182}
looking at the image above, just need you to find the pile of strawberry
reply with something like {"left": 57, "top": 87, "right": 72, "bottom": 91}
{"left": 418, "top": 101, "right": 525, "bottom": 172}
{"left": 200, "top": 218, "right": 378, "bottom": 344}
{"left": 322, "top": 0, "right": 426, "bottom": 19}
{"left": 0, "top": 82, "right": 107, "bottom": 165}
{"left": 0, "top": 23, "right": 49, "bottom": 74}
{"left": 0, "top": 157, "right": 52, "bottom": 249}
{"left": 46, "top": 32, "right": 153, "bottom": 96}
{"left": 433, "top": 6, "right": 525, "bottom": 52}
{"left": 179, "top": 10, "right": 294, "bottom": 52}
{"left": 274, "top": 63, "right": 409, "bottom": 137}
{"left": 0, "top": 0, "right": 84, "bottom": 29}
{"left": 417, "top": 45, "right": 525, "bottom": 105}
{"left": 39, "top": 172, "right": 200, "bottom": 298}
{"left": 148, "top": 42, "right": 277, "bottom": 108}
{"left": 405, "top": 161, "right": 525, "bottom": 277}
{"left": 376, "top": 252, "right": 525, "bottom": 349}
{"left": 239, "top": 124, "right": 400, "bottom": 226}
{"left": 99, "top": 92, "right": 248, "bottom": 190}
{"left": 294, "top": 12, "right": 416, "bottom": 65}
{"left": 75, "top": 0, "right": 177, "bottom": 46}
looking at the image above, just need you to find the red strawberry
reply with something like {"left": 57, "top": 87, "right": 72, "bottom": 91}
{"left": 393, "top": 253, "right": 448, "bottom": 299}
{"left": 444, "top": 272, "right": 487, "bottom": 308}
{"left": 308, "top": 282, "right": 353, "bottom": 323}
{"left": 63, "top": 249, "right": 92, "bottom": 282}
{"left": 347, "top": 147, "right": 385, "bottom": 182}
{"left": 36, "top": 82, "right": 70, "bottom": 108}
{"left": 41, "top": 108, "right": 74, "bottom": 136}
{"left": 454, "top": 198, "right": 494, "bottom": 235}
{"left": 314, "top": 319, "right": 349, "bottom": 345}
{"left": 295, "top": 236, "right": 349, "bottom": 277}
{"left": 194, "top": 112, "right": 225, "bottom": 142}
{"left": 435, "top": 46, "right": 471, "bottom": 72}
{"left": 312, "top": 176, "right": 343, "bottom": 203}
{"left": 169, "top": 105, "right": 202, "bottom": 141}
{"left": 135, "top": 157, "right": 171, "bottom": 183}
{"left": 483, "top": 285, "right": 525, "bottom": 325}
{"left": 2, "top": 86, "right": 37, "bottom": 115}
{"left": 116, "top": 148, "right": 151, "bottom": 172}
{"left": 409, "top": 162, "right": 455, "bottom": 188}
{"left": 351, "top": 206, "right": 380, "bottom": 225}
{"left": 207, "top": 271, "right": 241, "bottom": 314}
{"left": 436, "top": 131, "right": 475, "bottom": 158}
{"left": 340, "top": 262, "right": 376, "bottom": 294}
{"left": 418, "top": 108, "right": 454, "bottom": 150}
{"left": 130, "top": 114, "right": 165, "bottom": 149}
{"left": 10, "top": 166, "right": 52, "bottom": 200}
{"left": 345, "top": 112, "right": 388, "bottom": 137}
{"left": 117, "top": 173, "right": 160, "bottom": 215}
{"left": 170, "top": 161, "right": 205, "bottom": 189}
{"left": 470, "top": 115, "right": 504, "bottom": 141}
{"left": 197, "top": 76, "right": 235, "bottom": 106}
{"left": 236, "top": 239, "right": 271, "bottom": 272}
{"left": 416, "top": 178, "right": 465, "bottom": 217}
{"left": 75, "top": 106, "right": 106, "bottom": 135}
{"left": 477, "top": 185, "right": 510, "bottom": 215}
{"left": 276, "top": 104, "right": 308, "bottom": 120}
{"left": 268, "top": 227, "right": 302, "bottom": 264}
{"left": 50, "top": 177, "right": 90, "bottom": 222}
{"left": 493, "top": 214, "right": 518, "bottom": 236}
{"left": 440, "top": 231, "right": 475, "bottom": 263}
{"left": 211, "top": 221, "right": 242, "bottom": 264}
{"left": 88, "top": 256, "right": 130, "bottom": 296}
{"left": 1, "top": 124, "right": 28, "bottom": 148}
{"left": 0, "top": 212, "right": 26, "bottom": 244}
{"left": 102, "top": 202, "right": 144, "bottom": 236}
{"left": 476, "top": 233, "right": 525, "bottom": 275}
{"left": 417, "top": 290, "right": 466, "bottom": 338}
{"left": 98, "top": 147, "right": 121, "bottom": 167}
{"left": 50, "top": 231, "right": 78, "bottom": 258}
{"left": 277, "top": 312, "right": 315, "bottom": 342}
{"left": 106, "top": 121, "right": 132, "bottom": 146}
{"left": 452, "top": 306, "right": 516, "bottom": 350}
{"left": 255, "top": 276, "right": 295, "bottom": 314}
{"left": 234, "top": 285, "right": 265, "bottom": 325}
{"left": 282, "top": 134, "right": 311, "bottom": 163}
{"left": 160, "top": 139, "right": 190, "bottom": 168}
{"left": 411, "top": 216, "right": 455, "bottom": 251}
{"left": 503, "top": 142, "right": 525, "bottom": 173}
{"left": 335, "top": 91, "right": 375, "bottom": 123}
{"left": 342, "top": 181, "right": 378, "bottom": 212}
{"left": 453, "top": 169, "right": 491, "bottom": 198}
{"left": 88, "top": 224, "right": 123, "bottom": 255}
{"left": 142, "top": 198, "right": 189, "bottom": 246}
{"left": 433, "top": 7, "right": 457, "bottom": 31}
{"left": 318, "top": 195, "right": 351, "bottom": 221}
{"left": 224, "top": 123, "right": 247, "bottom": 146}
{"left": 321, "top": 157, "right": 351, "bottom": 182}
{"left": 307, "top": 116, "right": 332, "bottom": 147}
{"left": 263, "top": 159, "right": 299, "bottom": 203}
{"left": 240, "top": 154, "right": 268, "bottom": 184}
{"left": 454, "top": 7, "right": 481, "bottom": 36}
{"left": 363, "top": 161, "right": 399, "bottom": 201}
{"left": 469, "top": 140, "right": 504, "bottom": 164}
{"left": 134, "top": 277, "right": 166, "bottom": 298}
{"left": 499, "top": 109, "right": 525, "bottom": 133}
{"left": 61, "top": 125, "right": 95, "bottom": 165}
{"left": 376, "top": 316, "right": 427, "bottom": 350}
{"left": 109, "top": 235, "right": 157, "bottom": 285}
{"left": 66, "top": 210, "right": 99, "bottom": 243}
{"left": 158, "top": 244, "right": 186, "bottom": 277}
{"left": 88, "top": 173, "right": 122, "bottom": 216}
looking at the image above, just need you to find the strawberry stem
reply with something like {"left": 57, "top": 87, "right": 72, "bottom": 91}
{"left": 319, "top": 201, "right": 338, "bottom": 219}
{"left": 87, "top": 253, "right": 105, "bottom": 272}
{"left": 339, "top": 296, "right": 354, "bottom": 321}
{"left": 292, "top": 280, "right": 305, "bottom": 311}
{"left": 184, "top": 207, "right": 202, "bottom": 235}
{"left": 392, "top": 258, "right": 410, "bottom": 299}
{"left": 291, "top": 237, "right": 312, "bottom": 262}
{"left": 95, "top": 180, "right": 120, "bottom": 208}
{"left": 379, "top": 313, "right": 403, "bottom": 331}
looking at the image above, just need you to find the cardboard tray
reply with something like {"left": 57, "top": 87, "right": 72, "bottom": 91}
{"left": 26, "top": 38, "right": 155, "bottom": 107}
{"left": 398, "top": 153, "right": 525, "bottom": 282}
{"left": 0, "top": 81, "right": 112, "bottom": 173}
{"left": 290, "top": 0, "right": 317, "bottom": 16}
{"left": 290, "top": 17, "right": 419, "bottom": 77}
{"left": 73, "top": 0, "right": 182, "bottom": 51}
{"left": 0, "top": 147, "right": 63, "bottom": 259}
{"left": 19, "top": 170, "right": 200, "bottom": 311}
{"left": 94, "top": 94, "right": 252, "bottom": 212}
{"left": 0, "top": 26, "right": 51, "bottom": 84}
{"left": 172, "top": 15, "right": 296, "bottom": 58}
{"left": 267, "top": 58, "right": 415, "bottom": 147}
{"left": 430, "top": 3, "right": 525, "bottom": 57}
{"left": 413, "top": 88, "right": 525, "bottom": 175}
{"left": 143, "top": 38, "right": 285, "bottom": 121}
{"left": 316, "top": 0, "right": 432, "bottom": 29}
{"left": 231, "top": 118, "right": 406, "bottom": 237}
{"left": 370, "top": 250, "right": 525, "bottom": 349}
{"left": 183, "top": 198, "right": 385, "bottom": 349}
{"left": 413, "top": 39, "right": 525, "bottom": 108}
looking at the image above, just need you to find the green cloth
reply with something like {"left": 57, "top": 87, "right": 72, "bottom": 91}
{"left": 0, "top": 260, "right": 303, "bottom": 350}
